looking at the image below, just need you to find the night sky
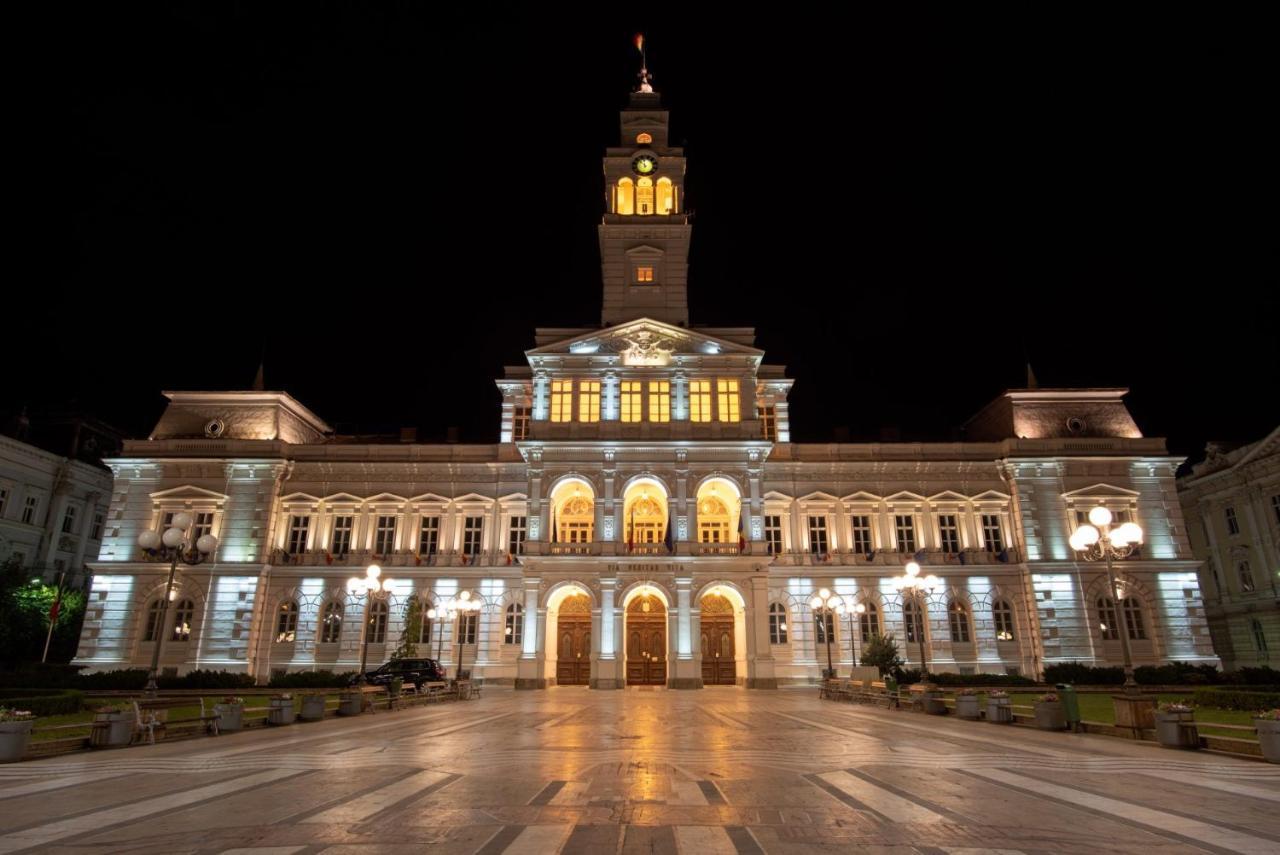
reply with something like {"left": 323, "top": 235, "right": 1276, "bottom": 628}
{"left": 17, "top": 7, "right": 1277, "bottom": 463}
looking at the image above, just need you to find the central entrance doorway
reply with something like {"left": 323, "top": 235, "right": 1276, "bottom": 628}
{"left": 626, "top": 594, "right": 667, "bottom": 685}
{"left": 555, "top": 593, "right": 591, "bottom": 686}
{"left": 700, "top": 593, "right": 737, "bottom": 685}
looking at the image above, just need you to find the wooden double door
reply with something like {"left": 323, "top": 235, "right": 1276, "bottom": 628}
{"left": 556, "top": 594, "right": 591, "bottom": 686}
{"left": 626, "top": 594, "right": 667, "bottom": 685}
{"left": 700, "top": 594, "right": 737, "bottom": 685}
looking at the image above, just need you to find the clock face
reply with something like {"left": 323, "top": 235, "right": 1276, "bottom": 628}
{"left": 632, "top": 155, "right": 657, "bottom": 176}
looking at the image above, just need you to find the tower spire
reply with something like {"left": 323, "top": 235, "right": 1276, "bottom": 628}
{"left": 635, "top": 33, "right": 654, "bottom": 93}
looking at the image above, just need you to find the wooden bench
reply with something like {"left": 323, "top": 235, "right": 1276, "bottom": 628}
{"left": 133, "top": 698, "right": 219, "bottom": 744}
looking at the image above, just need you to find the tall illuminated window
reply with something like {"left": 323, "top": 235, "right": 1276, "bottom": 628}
{"left": 807, "top": 516, "right": 828, "bottom": 555}
{"left": 760, "top": 405, "right": 777, "bottom": 439}
{"left": 636, "top": 176, "right": 654, "bottom": 215}
{"left": 717, "top": 378, "right": 740, "bottom": 422}
{"left": 512, "top": 405, "right": 530, "bottom": 440}
{"left": 577, "top": 380, "right": 600, "bottom": 422}
{"left": 689, "top": 380, "right": 712, "bottom": 422}
{"left": 375, "top": 515, "right": 397, "bottom": 555}
{"left": 764, "top": 514, "right": 783, "bottom": 554}
{"left": 550, "top": 380, "right": 573, "bottom": 423}
{"left": 938, "top": 515, "right": 960, "bottom": 553}
{"left": 620, "top": 381, "right": 643, "bottom": 422}
{"left": 616, "top": 177, "right": 634, "bottom": 215}
{"left": 894, "top": 515, "right": 916, "bottom": 553}
{"left": 981, "top": 514, "right": 1004, "bottom": 552}
{"left": 851, "top": 515, "right": 873, "bottom": 555}
{"left": 656, "top": 177, "right": 674, "bottom": 214}
{"left": 648, "top": 380, "right": 670, "bottom": 422}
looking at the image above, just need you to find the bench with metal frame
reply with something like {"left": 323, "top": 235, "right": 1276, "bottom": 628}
{"left": 132, "top": 697, "right": 220, "bottom": 744}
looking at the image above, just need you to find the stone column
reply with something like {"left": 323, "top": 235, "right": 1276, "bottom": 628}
{"left": 669, "top": 574, "right": 701, "bottom": 688}
{"left": 515, "top": 576, "right": 545, "bottom": 689}
{"left": 747, "top": 573, "right": 777, "bottom": 687}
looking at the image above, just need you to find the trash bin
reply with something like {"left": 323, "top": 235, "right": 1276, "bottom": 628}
{"left": 1055, "top": 683, "right": 1080, "bottom": 730}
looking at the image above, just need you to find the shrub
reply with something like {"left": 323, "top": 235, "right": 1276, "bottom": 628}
{"left": 1043, "top": 662, "right": 1124, "bottom": 685}
{"left": 267, "top": 670, "right": 356, "bottom": 689}
{"left": 69, "top": 670, "right": 151, "bottom": 690}
{"left": 1192, "top": 687, "right": 1280, "bottom": 712}
{"left": 929, "top": 672, "right": 1039, "bottom": 687}
{"left": 157, "top": 670, "right": 255, "bottom": 690}
{"left": 860, "top": 633, "right": 904, "bottom": 677}
{"left": 0, "top": 689, "right": 84, "bottom": 717}
{"left": 1233, "top": 666, "right": 1280, "bottom": 686}
{"left": 892, "top": 667, "right": 922, "bottom": 685}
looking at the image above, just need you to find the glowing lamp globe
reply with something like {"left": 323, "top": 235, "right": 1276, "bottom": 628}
{"left": 171, "top": 511, "right": 193, "bottom": 531}
{"left": 905, "top": 561, "right": 921, "bottom": 577}
{"left": 924, "top": 575, "right": 940, "bottom": 589}
{"left": 1116, "top": 522, "right": 1143, "bottom": 544}
{"left": 809, "top": 596, "right": 823, "bottom": 610}
{"left": 346, "top": 577, "right": 362, "bottom": 595}
{"left": 1076, "top": 524, "right": 1100, "bottom": 546}
{"left": 1068, "top": 532, "right": 1085, "bottom": 552}
{"left": 161, "top": 527, "right": 185, "bottom": 548}
{"left": 380, "top": 578, "right": 395, "bottom": 592}
{"left": 196, "top": 534, "right": 218, "bottom": 554}
{"left": 854, "top": 602, "right": 866, "bottom": 615}
{"left": 137, "top": 530, "right": 161, "bottom": 550}
{"left": 1088, "top": 506, "right": 1112, "bottom": 527}
{"left": 366, "top": 564, "right": 381, "bottom": 579}
{"left": 818, "top": 588, "right": 831, "bottom": 600}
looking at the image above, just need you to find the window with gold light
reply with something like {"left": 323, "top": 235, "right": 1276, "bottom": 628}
{"left": 621, "top": 381, "right": 643, "bottom": 422}
{"left": 648, "top": 380, "right": 670, "bottom": 422}
{"left": 760, "top": 404, "right": 777, "bottom": 439}
{"left": 636, "top": 132, "right": 652, "bottom": 144}
{"left": 558, "top": 494, "right": 595, "bottom": 543}
{"left": 689, "top": 380, "right": 712, "bottom": 422}
{"left": 615, "top": 177, "right": 634, "bottom": 216}
{"left": 577, "top": 380, "right": 600, "bottom": 422}
{"left": 695, "top": 480, "right": 738, "bottom": 545}
{"left": 717, "top": 378, "right": 740, "bottom": 422}
{"left": 656, "top": 177, "right": 674, "bottom": 215}
{"left": 636, "top": 176, "right": 654, "bottom": 215}
{"left": 626, "top": 493, "right": 666, "bottom": 544}
{"left": 635, "top": 266, "right": 655, "bottom": 283}
{"left": 550, "top": 380, "right": 573, "bottom": 423}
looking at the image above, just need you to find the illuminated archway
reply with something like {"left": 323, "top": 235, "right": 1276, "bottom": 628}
{"left": 544, "top": 582, "right": 594, "bottom": 685}
{"left": 695, "top": 478, "right": 741, "bottom": 545}
{"left": 697, "top": 582, "right": 748, "bottom": 686}
{"left": 636, "top": 176, "right": 654, "bottom": 215}
{"left": 656, "top": 177, "right": 674, "bottom": 215}
{"left": 622, "top": 476, "right": 669, "bottom": 548}
{"left": 616, "top": 177, "right": 634, "bottom": 216}
{"left": 622, "top": 583, "right": 669, "bottom": 686}
{"left": 550, "top": 477, "right": 595, "bottom": 544}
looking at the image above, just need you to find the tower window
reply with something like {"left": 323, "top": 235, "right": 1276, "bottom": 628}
{"left": 635, "top": 266, "right": 655, "bottom": 283}
{"left": 760, "top": 405, "right": 777, "bottom": 440}
{"left": 648, "top": 381, "right": 670, "bottom": 422}
{"left": 621, "top": 381, "right": 643, "bottom": 423}
{"left": 615, "top": 178, "right": 634, "bottom": 216}
{"left": 512, "top": 405, "right": 530, "bottom": 440}
{"left": 657, "top": 177, "right": 674, "bottom": 215}
{"left": 577, "top": 380, "right": 600, "bottom": 422}
{"left": 717, "top": 379, "right": 741, "bottom": 422}
{"left": 636, "top": 132, "right": 653, "bottom": 144}
{"left": 689, "top": 380, "right": 712, "bottom": 422}
{"left": 550, "top": 380, "right": 573, "bottom": 423}
{"left": 636, "top": 177, "right": 654, "bottom": 215}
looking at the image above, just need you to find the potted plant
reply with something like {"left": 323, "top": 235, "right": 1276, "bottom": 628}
{"left": 918, "top": 682, "right": 947, "bottom": 715}
{"left": 0, "top": 708, "right": 35, "bottom": 763}
{"left": 90, "top": 704, "right": 134, "bottom": 748}
{"left": 985, "top": 690, "right": 1013, "bottom": 723}
{"left": 1155, "top": 701, "right": 1199, "bottom": 750}
{"left": 267, "top": 693, "right": 296, "bottom": 726}
{"left": 1034, "top": 692, "right": 1067, "bottom": 731}
{"left": 299, "top": 693, "right": 327, "bottom": 722}
{"left": 1254, "top": 709, "right": 1280, "bottom": 763}
{"left": 955, "top": 689, "right": 981, "bottom": 720}
{"left": 339, "top": 689, "right": 364, "bottom": 716}
{"left": 213, "top": 696, "right": 245, "bottom": 732}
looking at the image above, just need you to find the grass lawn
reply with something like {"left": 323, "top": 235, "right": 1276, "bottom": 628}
{"left": 998, "top": 691, "right": 1259, "bottom": 736}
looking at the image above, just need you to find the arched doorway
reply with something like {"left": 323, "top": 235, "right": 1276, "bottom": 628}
{"left": 700, "top": 593, "right": 736, "bottom": 685}
{"left": 555, "top": 593, "right": 591, "bottom": 685}
{"left": 626, "top": 594, "right": 667, "bottom": 685}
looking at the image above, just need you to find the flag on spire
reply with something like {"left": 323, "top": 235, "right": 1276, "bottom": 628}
{"left": 634, "top": 33, "right": 644, "bottom": 53}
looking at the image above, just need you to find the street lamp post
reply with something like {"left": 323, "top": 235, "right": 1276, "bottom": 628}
{"left": 427, "top": 606, "right": 446, "bottom": 663}
{"left": 451, "top": 590, "right": 482, "bottom": 680}
{"left": 808, "top": 588, "right": 844, "bottom": 680}
{"left": 1070, "top": 506, "right": 1145, "bottom": 693}
{"left": 136, "top": 512, "right": 218, "bottom": 696}
{"left": 836, "top": 601, "right": 867, "bottom": 677}
{"left": 892, "top": 562, "right": 939, "bottom": 677}
{"left": 346, "top": 564, "right": 395, "bottom": 683}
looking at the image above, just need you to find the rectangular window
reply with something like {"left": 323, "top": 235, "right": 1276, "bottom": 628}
{"left": 814, "top": 611, "right": 835, "bottom": 644}
{"left": 577, "top": 380, "right": 600, "bottom": 423}
{"left": 635, "top": 265, "right": 654, "bottom": 283}
{"left": 458, "top": 612, "right": 478, "bottom": 645}
{"left": 764, "top": 515, "right": 783, "bottom": 555}
{"left": 508, "top": 516, "right": 527, "bottom": 555}
{"left": 192, "top": 512, "right": 213, "bottom": 543}
{"left": 851, "top": 515, "right": 874, "bottom": 555}
{"left": 512, "top": 405, "right": 530, "bottom": 441}
{"left": 938, "top": 515, "right": 960, "bottom": 553}
{"left": 375, "top": 515, "right": 397, "bottom": 555}
{"left": 62, "top": 505, "right": 78, "bottom": 534}
{"left": 463, "top": 516, "right": 484, "bottom": 556}
{"left": 717, "top": 378, "right": 740, "bottom": 422}
{"left": 981, "top": 514, "right": 1004, "bottom": 552}
{"left": 550, "top": 380, "right": 573, "bottom": 423}
{"left": 91, "top": 512, "right": 104, "bottom": 541}
{"left": 22, "top": 496, "right": 38, "bottom": 525}
{"left": 894, "top": 515, "right": 916, "bottom": 553}
{"left": 332, "top": 516, "right": 354, "bottom": 556}
{"left": 769, "top": 605, "right": 788, "bottom": 644}
{"left": 418, "top": 517, "right": 439, "bottom": 556}
{"left": 287, "top": 515, "right": 310, "bottom": 554}
{"left": 760, "top": 405, "right": 777, "bottom": 440}
{"left": 690, "top": 380, "right": 712, "bottom": 422}
{"left": 648, "top": 381, "right": 670, "bottom": 422}
{"left": 1225, "top": 506, "right": 1239, "bottom": 535}
{"left": 807, "top": 516, "right": 828, "bottom": 555}
{"left": 620, "top": 381, "right": 643, "bottom": 423}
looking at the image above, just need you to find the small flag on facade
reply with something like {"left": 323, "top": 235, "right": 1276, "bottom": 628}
{"left": 997, "top": 548, "right": 1010, "bottom": 563}
{"left": 864, "top": 548, "right": 876, "bottom": 562}
{"left": 958, "top": 550, "right": 967, "bottom": 565}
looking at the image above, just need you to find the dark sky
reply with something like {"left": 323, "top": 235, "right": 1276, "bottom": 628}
{"left": 16, "top": 6, "right": 1277, "bottom": 461}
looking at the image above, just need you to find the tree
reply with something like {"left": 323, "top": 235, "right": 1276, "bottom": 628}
{"left": 391, "top": 597, "right": 421, "bottom": 660}
{"left": 860, "top": 632, "right": 904, "bottom": 677}
{"left": 0, "top": 558, "right": 88, "bottom": 666}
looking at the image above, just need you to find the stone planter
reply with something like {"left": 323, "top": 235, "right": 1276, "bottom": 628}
{"left": 387, "top": 680, "right": 403, "bottom": 700}
{"left": 1255, "top": 719, "right": 1280, "bottom": 763}
{"left": 299, "top": 694, "right": 327, "bottom": 722}
{"left": 0, "top": 720, "right": 34, "bottom": 763}
{"left": 267, "top": 697, "right": 296, "bottom": 726}
{"left": 1154, "top": 710, "right": 1199, "bottom": 749}
{"left": 213, "top": 704, "right": 244, "bottom": 732}
{"left": 955, "top": 695, "right": 981, "bottom": 720}
{"left": 987, "top": 698, "right": 1013, "bottom": 723}
{"left": 338, "top": 692, "right": 364, "bottom": 717}
{"left": 90, "top": 710, "right": 134, "bottom": 748}
{"left": 1034, "top": 701, "right": 1067, "bottom": 731}
{"left": 919, "top": 688, "right": 947, "bottom": 715}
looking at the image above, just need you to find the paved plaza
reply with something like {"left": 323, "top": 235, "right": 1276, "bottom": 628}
{"left": 0, "top": 688, "right": 1277, "bottom": 854}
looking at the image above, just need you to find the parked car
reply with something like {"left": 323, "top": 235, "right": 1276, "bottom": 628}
{"left": 351, "top": 658, "right": 445, "bottom": 690}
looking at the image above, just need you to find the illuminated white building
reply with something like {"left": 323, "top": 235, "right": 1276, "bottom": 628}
{"left": 73, "top": 79, "right": 1217, "bottom": 686}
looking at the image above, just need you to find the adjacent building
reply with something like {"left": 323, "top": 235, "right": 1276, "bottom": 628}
{"left": 72, "top": 75, "right": 1217, "bottom": 686}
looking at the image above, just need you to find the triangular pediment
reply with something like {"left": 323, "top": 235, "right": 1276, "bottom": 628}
{"left": 150, "top": 485, "right": 229, "bottom": 502}
{"left": 842, "top": 491, "right": 883, "bottom": 503}
{"left": 321, "top": 492, "right": 366, "bottom": 505}
{"left": 1062, "top": 483, "right": 1140, "bottom": 499}
{"left": 927, "top": 490, "right": 971, "bottom": 504}
{"left": 527, "top": 318, "right": 763, "bottom": 365}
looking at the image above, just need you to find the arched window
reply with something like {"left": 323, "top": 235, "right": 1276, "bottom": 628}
{"left": 993, "top": 600, "right": 1015, "bottom": 641}
{"left": 1122, "top": 596, "right": 1146, "bottom": 640}
{"left": 636, "top": 132, "right": 652, "bottom": 144}
{"left": 320, "top": 601, "right": 343, "bottom": 643}
{"left": 1238, "top": 561, "right": 1256, "bottom": 593}
{"left": 171, "top": 599, "right": 195, "bottom": 642}
{"left": 367, "top": 599, "right": 389, "bottom": 644}
{"left": 769, "top": 603, "right": 788, "bottom": 644}
{"left": 143, "top": 600, "right": 164, "bottom": 642}
{"left": 276, "top": 600, "right": 299, "bottom": 643}
{"left": 636, "top": 176, "right": 654, "bottom": 215}
{"left": 903, "top": 598, "right": 925, "bottom": 644}
{"left": 859, "top": 601, "right": 880, "bottom": 643}
{"left": 814, "top": 609, "right": 834, "bottom": 645}
{"left": 505, "top": 603, "right": 524, "bottom": 645}
{"left": 656, "top": 177, "right": 674, "bottom": 215}
{"left": 1097, "top": 597, "right": 1120, "bottom": 640}
{"left": 615, "top": 177, "right": 634, "bottom": 215}
{"left": 947, "top": 599, "right": 971, "bottom": 643}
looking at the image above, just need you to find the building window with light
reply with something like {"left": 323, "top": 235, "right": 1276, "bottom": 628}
{"left": 769, "top": 603, "right": 788, "bottom": 644}
{"left": 851, "top": 515, "right": 874, "bottom": 555}
{"left": 635, "top": 266, "right": 655, "bottom": 283}
{"left": 1225, "top": 506, "right": 1239, "bottom": 536}
{"left": 938, "top": 515, "right": 960, "bottom": 553}
{"left": 418, "top": 516, "right": 439, "bottom": 557}
{"left": 621, "top": 381, "right": 643, "bottom": 422}
{"left": 903, "top": 599, "right": 925, "bottom": 644}
{"left": 320, "top": 601, "right": 343, "bottom": 643}
{"left": 1097, "top": 597, "right": 1120, "bottom": 640}
{"left": 459, "top": 612, "right": 478, "bottom": 645}
{"left": 948, "top": 599, "right": 971, "bottom": 643}
{"left": 367, "top": 600, "right": 389, "bottom": 644}
{"left": 375, "top": 515, "right": 397, "bottom": 556}
{"left": 508, "top": 516, "right": 527, "bottom": 556}
{"left": 171, "top": 599, "right": 195, "bottom": 642}
{"left": 993, "top": 600, "right": 1015, "bottom": 641}
{"left": 717, "top": 378, "right": 740, "bottom": 422}
{"left": 814, "top": 609, "right": 834, "bottom": 645}
{"left": 287, "top": 515, "right": 310, "bottom": 554}
{"left": 764, "top": 515, "right": 783, "bottom": 555}
{"left": 332, "top": 516, "right": 353, "bottom": 556}
{"left": 513, "top": 405, "right": 531, "bottom": 440}
{"left": 760, "top": 405, "right": 777, "bottom": 440}
{"left": 550, "top": 380, "right": 573, "bottom": 423}
{"left": 577, "top": 380, "right": 600, "bottom": 422}
{"left": 648, "top": 380, "right": 670, "bottom": 422}
{"left": 689, "top": 380, "right": 712, "bottom": 422}
{"left": 1122, "top": 596, "right": 1146, "bottom": 640}
{"left": 636, "top": 176, "right": 654, "bottom": 214}
{"left": 416, "top": 603, "right": 433, "bottom": 646}
{"left": 656, "top": 177, "right": 674, "bottom": 214}
{"left": 1238, "top": 560, "right": 1256, "bottom": 593}
{"left": 981, "top": 514, "right": 1004, "bottom": 552}
{"left": 615, "top": 177, "right": 634, "bottom": 215}
{"left": 807, "top": 516, "right": 828, "bottom": 555}
{"left": 276, "top": 600, "right": 299, "bottom": 642}
{"left": 192, "top": 512, "right": 213, "bottom": 543}
{"left": 860, "top": 602, "right": 880, "bottom": 642}
{"left": 463, "top": 516, "right": 484, "bottom": 557}
{"left": 505, "top": 603, "right": 523, "bottom": 645}
{"left": 894, "top": 515, "right": 916, "bottom": 553}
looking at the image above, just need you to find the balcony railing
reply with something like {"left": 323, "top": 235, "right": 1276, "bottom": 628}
{"left": 270, "top": 549, "right": 521, "bottom": 568}
{"left": 767, "top": 547, "right": 1024, "bottom": 567}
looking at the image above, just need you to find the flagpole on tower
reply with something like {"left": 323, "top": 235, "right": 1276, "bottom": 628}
{"left": 635, "top": 33, "right": 653, "bottom": 93}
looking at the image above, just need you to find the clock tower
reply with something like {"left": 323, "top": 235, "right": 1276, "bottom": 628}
{"left": 599, "top": 67, "right": 691, "bottom": 327}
